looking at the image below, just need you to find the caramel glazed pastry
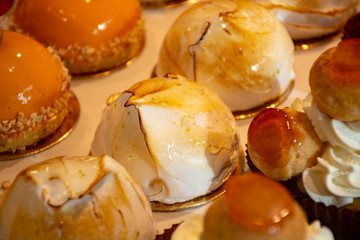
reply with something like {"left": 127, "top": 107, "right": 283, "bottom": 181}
{"left": 0, "top": 155, "right": 157, "bottom": 239}
{"left": 247, "top": 39, "right": 360, "bottom": 240}
{"left": 0, "top": 29, "right": 71, "bottom": 153}
{"left": 169, "top": 173, "right": 334, "bottom": 240}
{"left": 8, "top": 0, "right": 145, "bottom": 75}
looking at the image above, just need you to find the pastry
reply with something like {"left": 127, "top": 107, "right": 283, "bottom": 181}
{"left": 300, "top": 39, "right": 360, "bottom": 239}
{"left": 155, "top": 0, "right": 295, "bottom": 114}
{"left": 0, "top": 29, "right": 71, "bottom": 153}
{"left": 247, "top": 107, "right": 324, "bottom": 180}
{"left": 309, "top": 38, "right": 360, "bottom": 121}
{"left": 9, "top": 0, "right": 145, "bottom": 75}
{"left": 253, "top": 0, "right": 359, "bottom": 41}
{"left": 0, "top": 155, "right": 157, "bottom": 239}
{"left": 91, "top": 73, "right": 243, "bottom": 204}
{"left": 170, "top": 173, "right": 334, "bottom": 240}
{"left": 246, "top": 39, "right": 360, "bottom": 240}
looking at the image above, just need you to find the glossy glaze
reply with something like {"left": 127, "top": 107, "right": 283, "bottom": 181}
{"left": 248, "top": 108, "right": 304, "bottom": 168}
{"left": 224, "top": 173, "right": 294, "bottom": 232}
{"left": 12, "top": 0, "right": 142, "bottom": 48}
{"left": 0, "top": 30, "right": 63, "bottom": 120}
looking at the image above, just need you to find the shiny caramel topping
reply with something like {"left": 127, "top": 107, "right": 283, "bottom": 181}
{"left": 248, "top": 108, "right": 304, "bottom": 168}
{"left": 224, "top": 173, "right": 294, "bottom": 231}
{"left": 12, "top": 0, "right": 142, "bottom": 48}
{"left": 0, "top": 30, "right": 63, "bottom": 120}
{"left": 330, "top": 39, "right": 360, "bottom": 88}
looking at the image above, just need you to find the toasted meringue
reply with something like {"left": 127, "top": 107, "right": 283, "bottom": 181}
{"left": 254, "top": 0, "right": 359, "bottom": 40}
{"left": 91, "top": 74, "right": 242, "bottom": 204}
{"left": 0, "top": 155, "right": 157, "bottom": 240}
{"left": 156, "top": 0, "right": 295, "bottom": 113}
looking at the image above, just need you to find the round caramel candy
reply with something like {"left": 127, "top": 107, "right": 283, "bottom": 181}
{"left": 248, "top": 108, "right": 303, "bottom": 169}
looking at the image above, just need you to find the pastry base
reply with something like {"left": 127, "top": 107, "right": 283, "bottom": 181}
{"left": 0, "top": 91, "right": 80, "bottom": 161}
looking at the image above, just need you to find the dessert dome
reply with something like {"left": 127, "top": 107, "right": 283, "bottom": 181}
{"left": 156, "top": 0, "right": 295, "bottom": 115}
{"left": 0, "top": 155, "right": 157, "bottom": 239}
{"left": 91, "top": 74, "right": 242, "bottom": 204}
{"left": 254, "top": 0, "right": 359, "bottom": 40}
{"left": 9, "top": 0, "right": 145, "bottom": 75}
{"left": 0, "top": 29, "right": 71, "bottom": 153}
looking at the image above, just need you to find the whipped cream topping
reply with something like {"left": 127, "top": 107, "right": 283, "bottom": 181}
{"left": 307, "top": 220, "right": 334, "bottom": 240}
{"left": 303, "top": 145, "right": 360, "bottom": 207}
{"left": 301, "top": 94, "right": 360, "bottom": 207}
{"left": 170, "top": 214, "right": 333, "bottom": 240}
{"left": 303, "top": 94, "right": 360, "bottom": 151}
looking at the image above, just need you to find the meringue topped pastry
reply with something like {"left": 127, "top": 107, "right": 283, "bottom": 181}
{"left": 0, "top": 29, "right": 71, "bottom": 153}
{"left": 156, "top": 0, "right": 295, "bottom": 116}
{"left": 0, "top": 155, "right": 157, "bottom": 240}
{"left": 91, "top": 74, "right": 242, "bottom": 204}
{"left": 254, "top": 0, "right": 359, "bottom": 41}
{"left": 9, "top": 0, "right": 145, "bottom": 75}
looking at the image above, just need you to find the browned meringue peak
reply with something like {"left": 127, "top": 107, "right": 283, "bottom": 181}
{"left": 156, "top": 0, "right": 295, "bottom": 113}
{"left": 0, "top": 155, "right": 157, "bottom": 239}
{"left": 253, "top": 0, "right": 359, "bottom": 40}
{"left": 91, "top": 74, "right": 243, "bottom": 204}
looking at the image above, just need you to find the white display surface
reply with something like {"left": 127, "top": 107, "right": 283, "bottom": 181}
{"left": 0, "top": 1, "right": 340, "bottom": 235}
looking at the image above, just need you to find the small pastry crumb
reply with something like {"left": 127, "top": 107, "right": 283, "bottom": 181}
{"left": 1, "top": 180, "right": 11, "bottom": 190}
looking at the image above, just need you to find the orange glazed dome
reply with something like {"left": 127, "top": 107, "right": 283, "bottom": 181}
{"left": 9, "top": 0, "right": 145, "bottom": 75}
{"left": 0, "top": 29, "right": 71, "bottom": 153}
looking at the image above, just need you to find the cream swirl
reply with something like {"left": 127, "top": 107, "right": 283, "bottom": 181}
{"left": 301, "top": 94, "right": 360, "bottom": 207}
{"left": 303, "top": 94, "right": 360, "bottom": 151}
{"left": 303, "top": 145, "right": 360, "bottom": 207}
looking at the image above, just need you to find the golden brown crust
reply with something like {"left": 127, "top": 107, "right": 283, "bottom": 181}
{"left": 309, "top": 47, "right": 360, "bottom": 121}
